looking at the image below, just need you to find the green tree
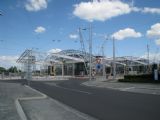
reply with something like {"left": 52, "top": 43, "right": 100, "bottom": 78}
{"left": 7, "top": 66, "right": 18, "bottom": 73}
{"left": 0, "top": 67, "right": 6, "bottom": 74}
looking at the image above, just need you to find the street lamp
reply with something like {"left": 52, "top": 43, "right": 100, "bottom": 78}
{"left": 147, "top": 43, "right": 150, "bottom": 73}
{"left": 101, "top": 36, "right": 109, "bottom": 79}
{"left": 89, "top": 23, "right": 93, "bottom": 81}
{"left": 103, "top": 36, "right": 116, "bottom": 80}
{"left": 78, "top": 26, "right": 92, "bottom": 80}
{"left": 112, "top": 37, "right": 116, "bottom": 80}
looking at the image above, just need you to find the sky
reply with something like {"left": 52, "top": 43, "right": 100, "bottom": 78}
{"left": 0, "top": 0, "right": 160, "bottom": 68}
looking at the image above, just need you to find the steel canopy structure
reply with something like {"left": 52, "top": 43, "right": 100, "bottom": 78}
{"left": 58, "top": 49, "right": 95, "bottom": 62}
{"left": 17, "top": 49, "right": 94, "bottom": 79}
{"left": 46, "top": 49, "right": 90, "bottom": 64}
{"left": 17, "top": 49, "right": 149, "bottom": 80}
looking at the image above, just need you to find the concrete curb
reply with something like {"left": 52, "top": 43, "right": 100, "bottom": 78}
{"left": 15, "top": 85, "right": 47, "bottom": 120}
{"left": 49, "top": 98, "right": 97, "bottom": 120}
{"left": 25, "top": 85, "right": 97, "bottom": 120}
{"left": 15, "top": 99, "right": 27, "bottom": 120}
{"left": 15, "top": 85, "right": 97, "bottom": 120}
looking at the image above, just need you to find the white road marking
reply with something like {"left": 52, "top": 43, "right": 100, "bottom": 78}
{"left": 121, "top": 87, "right": 135, "bottom": 91}
{"left": 51, "top": 83, "right": 92, "bottom": 95}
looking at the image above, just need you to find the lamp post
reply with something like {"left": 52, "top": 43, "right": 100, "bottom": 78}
{"left": 89, "top": 23, "right": 92, "bottom": 81}
{"left": 147, "top": 44, "right": 150, "bottom": 72}
{"left": 101, "top": 36, "right": 109, "bottom": 79}
{"left": 112, "top": 37, "right": 116, "bottom": 80}
{"left": 78, "top": 26, "right": 92, "bottom": 80}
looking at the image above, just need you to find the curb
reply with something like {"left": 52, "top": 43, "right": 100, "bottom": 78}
{"left": 15, "top": 99, "right": 27, "bottom": 120}
{"left": 15, "top": 85, "right": 47, "bottom": 120}
{"left": 15, "top": 85, "right": 97, "bottom": 120}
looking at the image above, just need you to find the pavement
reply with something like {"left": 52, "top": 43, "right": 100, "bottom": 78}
{"left": 83, "top": 77, "right": 160, "bottom": 95}
{"left": 1, "top": 78, "right": 160, "bottom": 120}
{"left": 0, "top": 80, "right": 40, "bottom": 120}
{"left": 30, "top": 79, "right": 160, "bottom": 120}
{"left": 0, "top": 80, "right": 97, "bottom": 120}
{"left": 31, "top": 75, "right": 160, "bottom": 96}
{"left": 20, "top": 97, "right": 97, "bottom": 120}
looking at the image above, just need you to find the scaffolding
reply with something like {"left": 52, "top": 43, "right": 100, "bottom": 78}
{"left": 17, "top": 49, "right": 36, "bottom": 82}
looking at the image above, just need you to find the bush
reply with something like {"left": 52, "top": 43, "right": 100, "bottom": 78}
{"left": 118, "top": 74, "right": 160, "bottom": 83}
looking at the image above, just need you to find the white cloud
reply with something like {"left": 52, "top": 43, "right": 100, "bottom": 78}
{"left": 112, "top": 28, "right": 142, "bottom": 40}
{"left": 34, "top": 26, "right": 46, "bottom": 33}
{"left": 0, "top": 56, "right": 19, "bottom": 68}
{"left": 69, "top": 34, "right": 79, "bottom": 39}
{"left": 131, "top": 7, "right": 160, "bottom": 14}
{"left": 73, "top": 0, "right": 132, "bottom": 22}
{"left": 146, "top": 23, "right": 160, "bottom": 46}
{"left": 47, "top": 48, "right": 62, "bottom": 54}
{"left": 142, "top": 7, "right": 160, "bottom": 14}
{"left": 155, "top": 39, "right": 160, "bottom": 46}
{"left": 147, "top": 23, "right": 160, "bottom": 38}
{"left": 25, "top": 0, "right": 47, "bottom": 12}
{"left": 131, "top": 7, "right": 141, "bottom": 12}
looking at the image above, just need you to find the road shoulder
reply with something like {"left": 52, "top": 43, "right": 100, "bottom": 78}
{"left": 83, "top": 79, "right": 160, "bottom": 95}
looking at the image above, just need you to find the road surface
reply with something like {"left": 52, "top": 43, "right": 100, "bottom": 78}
{"left": 28, "top": 80, "right": 160, "bottom": 120}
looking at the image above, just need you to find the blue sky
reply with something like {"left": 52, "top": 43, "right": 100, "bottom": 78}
{"left": 0, "top": 0, "right": 160, "bottom": 67}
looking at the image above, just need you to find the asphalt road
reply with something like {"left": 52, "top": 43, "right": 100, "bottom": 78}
{"left": 29, "top": 80, "right": 160, "bottom": 120}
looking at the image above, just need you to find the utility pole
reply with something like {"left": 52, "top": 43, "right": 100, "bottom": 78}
{"left": 89, "top": 23, "right": 92, "bottom": 81}
{"left": 102, "top": 36, "right": 109, "bottom": 79}
{"left": 147, "top": 44, "right": 150, "bottom": 72}
{"left": 112, "top": 37, "right": 116, "bottom": 80}
{"left": 102, "top": 45, "right": 106, "bottom": 79}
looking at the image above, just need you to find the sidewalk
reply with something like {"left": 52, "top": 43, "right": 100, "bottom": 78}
{"left": 20, "top": 97, "right": 96, "bottom": 120}
{"left": 83, "top": 78, "right": 160, "bottom": 95}
{"left": 0, "top": 81, "right": 40, "bottom": 120}
{"left": 0, "top": 80, "right": 97, "bottom": 120}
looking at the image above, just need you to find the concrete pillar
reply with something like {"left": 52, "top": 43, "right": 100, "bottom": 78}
{"left": 72, "top": 63, "right": 75, "bottom": 76}
{"left": 62, "top": 63, "right": 64, "bottom": 77}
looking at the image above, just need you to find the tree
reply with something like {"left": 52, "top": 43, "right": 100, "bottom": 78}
{"left": 7, "top": 66, "right": 18, "bottom": 73}
{"left": 0, "top": 67, "right": 6, "bottom": 74}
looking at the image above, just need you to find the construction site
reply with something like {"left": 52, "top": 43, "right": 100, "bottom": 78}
{"left": 14, "top": 24, "right": 154, "bottom": 81}
{"left": 16, "top": 48, "right": 151, "bottom": 81}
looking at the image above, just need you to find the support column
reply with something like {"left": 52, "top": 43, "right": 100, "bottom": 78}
{"left": 72, "top": 63, "right": 75, "bottom": 76}
{"left": 102, "top": 58, "right": 106, "bottom": 80}
{"left": 62, "top": 63, "right": 64, "bottom": 77}
{"left": 54, "top": 64, "right": 56, "bottom": 76}
{"left": 113, "top": 37, "right": 116, "bottom": 80}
